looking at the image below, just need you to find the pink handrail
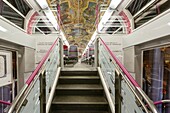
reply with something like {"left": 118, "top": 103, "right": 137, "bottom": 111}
{"left": 153, "top": 100, "right": 170, "bottom": 105}
{"left": 0, "top": 100, "right": 11, "bottom": 105}
{"left": 26, "top": 38, "right": 59, "bottom": 85}
{"left": 100, "top": 38, "right": 140, "bottom": 87}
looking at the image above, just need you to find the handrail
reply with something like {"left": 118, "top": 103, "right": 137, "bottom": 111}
{"left": 8, "top": 37, "right": 59, "bottom": 113}
{"left": 153, "top": 100, "right": 170, "bottom": 105}
{"left": 26, "top": 38, "right": 59, "bottom": 85}
{"left": 0, "top": 100, "right": 11, "bottom": 105}
{"left": 99, "top": 38, "right": 158, "bottom": 113}
{"left": 100, "top": 38, "right": 140, "bottom": 87}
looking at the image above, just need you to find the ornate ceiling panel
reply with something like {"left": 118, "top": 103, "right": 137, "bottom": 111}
{"left": 48, "top": 0, "right": 110, "bottom": 53}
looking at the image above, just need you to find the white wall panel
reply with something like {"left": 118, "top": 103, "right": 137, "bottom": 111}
{"left": 100, "top": 34, "right": 124, "bottom": 62}
{"left": 0, "top": 18, "right": 36, "bottom": 49}
{"left": 35, "top": 34, "right": 60, "bottom": 64}
{"left": 123, "top": 46, "right": 135, "bottom": 72}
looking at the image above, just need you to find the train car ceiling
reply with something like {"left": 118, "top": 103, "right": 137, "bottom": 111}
{"left": 47, "top": 0, "right": 111, "bottom": 53}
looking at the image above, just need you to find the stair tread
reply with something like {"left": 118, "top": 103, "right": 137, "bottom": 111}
{"left": 53, "top": 95, "right": 107, "bottom": 103}
{"left": 56, "top": 84, "right": 103, "bottom": 90}
{"left": 59, "top": 76, "right": 99, "bottom": 79}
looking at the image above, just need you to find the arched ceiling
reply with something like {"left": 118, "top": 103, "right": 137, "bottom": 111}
{"left": 48, "top": 0, "right": 110, "bottom": 53}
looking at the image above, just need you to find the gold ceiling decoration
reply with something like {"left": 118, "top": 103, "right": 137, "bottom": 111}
{"left": 49, "top": 0, "right": 110, "bottom": 53}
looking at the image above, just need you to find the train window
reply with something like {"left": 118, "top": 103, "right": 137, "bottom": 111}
{"left": 6, "top": 0, "right": 31, "bottom": 16}
{"left": 0, "top": 1, "right": 25, "bottom": 29}
{"left": 135, "top": 0, "right": 170, "bottom": 28}
{"left": 143, "top": 46, "right": 170, "bottom": 112}
{"left": 127, "top": 0, "right": 152, "bottom": 16}
{"left": 127, "top": 0, "right": 170, "bottom": 28}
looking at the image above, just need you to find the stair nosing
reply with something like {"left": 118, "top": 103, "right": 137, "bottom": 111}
{"left": 56, "top": 88, "right": 103, "bottom": 90}
{"left": 52, "top": 102, "right": 108, "bottom": 104}
{"left": 59, "top": 76, "right": 100, "bottom": 79}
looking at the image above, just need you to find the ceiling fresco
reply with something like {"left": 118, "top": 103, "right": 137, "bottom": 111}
{"left": 48, "top": 0, "right": 110, "bottom": 54}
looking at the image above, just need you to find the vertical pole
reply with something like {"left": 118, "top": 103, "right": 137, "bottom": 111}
{"left": 94, "top": 37, "right": 99, "bottom": 68}
{"left": 115, "top": 70, "right": 121, "bottom": 113}
{"left": 60, "top": 37, "right": 64, "bottom": 68}
{"left": 40, "top": 73, "right": 45, "bottom": 113}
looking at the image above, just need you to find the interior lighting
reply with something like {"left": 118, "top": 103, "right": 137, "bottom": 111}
{"left": 36, "top": 0, "right": 48, "bottom": 9}
{"left": 36, "top": 0, "right": 59, "bottom": 30}
{"left": 0, "top": 26, "right": 7, "bottom": 32}
{"left": 109, "top": 0, "right": 122, "bottom": 9}
{"left": 168, "top": 22, "right": 170, "bottom": 26}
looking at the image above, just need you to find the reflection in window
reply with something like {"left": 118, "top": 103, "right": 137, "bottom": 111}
{"left": 127, "top": 0, "right": 170, "bottom": 28}
{"left": 6, "top": 0, "right": 30, "bottom": 16}
{"left": 143, "top": 47, "right": 170, "bottom": 113}
{"left": 128, "top": 0, "right": 151, "bottom": 16}
{"left": 0, "top": 1, "right": 24, "bottom": 28}
{"left": 0, "top": 0, "right": 31, "bottom": 29}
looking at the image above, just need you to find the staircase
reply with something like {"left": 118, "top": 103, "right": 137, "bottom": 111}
{"left": 50, "top": 71, "right": 111, "bottom": 113}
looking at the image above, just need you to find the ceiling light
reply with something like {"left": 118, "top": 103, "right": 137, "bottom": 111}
{"left": 168, "top": 22, "right": 170, "bottom": 26}
{"left": 109, "top": 0, "right": 122, "bottom": 9}
{"left": 36, "top": 0, "right": 48, "bottom": 9}
{"left": 36, "top": 0, "right": 59, "bottom": 30}
{"left": 0, "top": 26, "right": 7, "bottom": 32}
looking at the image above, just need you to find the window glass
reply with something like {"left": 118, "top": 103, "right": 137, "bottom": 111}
{"left": 0, "top": 1, "right": 24, "bottom": 28}
{"left": 127, "top": 0, "right": 170, "bottom": 28}
{"left": 143, "top": 47, "right": 170, "bottom": 113}
{"left": 6, "top": 0, "right": 30, "bottom": 16}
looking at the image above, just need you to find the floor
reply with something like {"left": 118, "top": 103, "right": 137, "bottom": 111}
{"left": 63, "top": 60, "right": 96, "bottom": 71}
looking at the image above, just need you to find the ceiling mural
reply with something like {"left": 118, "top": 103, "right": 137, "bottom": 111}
{"left": 49, "top": 0, "right": 110, "bottom": 53}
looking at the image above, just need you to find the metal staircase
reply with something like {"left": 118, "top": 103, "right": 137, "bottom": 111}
{"left": 50, "top": 71, "right": 111, "bottom": 113}
{"left": 6, "top": 37, "right": 161, "bottom": 113}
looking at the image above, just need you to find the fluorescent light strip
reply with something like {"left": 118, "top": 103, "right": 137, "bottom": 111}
{"left": 36, "top": 0, "right": 59, "bottom": 30}
{"left": 109, "top": 0, "right": 122, "bottom": 9}
{"left": 168, "top": 22, "right": 170, "bottom": 26}
{"left": 0, "top": 26, "right": 7, "bottom": 32}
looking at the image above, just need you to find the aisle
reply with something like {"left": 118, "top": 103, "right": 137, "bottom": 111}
{"left": 63, "top": 61, "right": 96, "bottom": 71}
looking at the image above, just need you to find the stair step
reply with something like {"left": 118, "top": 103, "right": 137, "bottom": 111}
{"left": 56, "top": 84, "right": 103, "bottom": 89}
{"left": 61, "top": 71, "right": 98, "bottom": 76}
{"left": 59, "top": 76, "right": 99, "bottom": 79}
{"left": 59, "top": 76, "right": 100, "bottom": 84}
{"left": 51, "top": 71, "right": 110, "bottom": 113}
{"left": 51, "top": 96, "right": 108, "bottom": 111}
{"left": 56, "top": 84, "right": 104, "bottom": 95}
{"left": 53, "top": 95, "right": 107, "bottom": 103}
{"left": 51, "top": 103, "right": 108, "bottom": 111}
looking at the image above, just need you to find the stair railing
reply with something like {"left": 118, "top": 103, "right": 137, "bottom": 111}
{"left": 153, "top": 100, "right": 170, "bottom": 106}
{"left": 95, "top": 37, "right": 159, "bottom": 113}
{"left": 0, "top": 100, "right": 11, "bottom": 113}
{"left": 0, "top": 100, "right": 11, "bottom": 106}
{"left": 8, "top": 37, "right": 63, "bottom": 113}
{"left": 152, "top": 100, "right": 170, "bottom": 112}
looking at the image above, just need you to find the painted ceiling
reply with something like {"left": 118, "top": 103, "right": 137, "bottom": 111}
{"left": 48, "top": 0, "right": 110, "bottom": 54}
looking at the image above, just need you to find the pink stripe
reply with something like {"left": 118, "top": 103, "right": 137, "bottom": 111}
{"left": 146, "top": 100, "right": 163, "bottom": 107}
{"left": 153, "top": 100, "right": 163, "bottom": 105}
{"left": 100, "top": 38, "right": 140, "bottom": 87}
{"left": 0, "top": 100, "right": 11, "bottom": 105}
{"left": 27, "top": 12, "right": 39, "bottom": 34}
{"left": 26, "top": 38, "right": 59, "bottom": 85}
{"left": 119, "top": 11, "right": 131, "bottom": 34}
